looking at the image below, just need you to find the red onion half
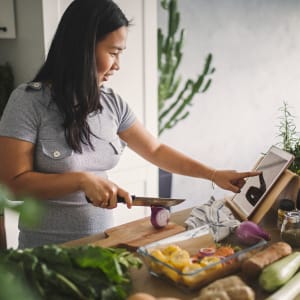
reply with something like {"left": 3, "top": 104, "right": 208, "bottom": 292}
{"left": 150, "top": 206, "right": 170, "bottom": 229}
{"left": 235, "top": 221, "right": 271, "bottom": 245}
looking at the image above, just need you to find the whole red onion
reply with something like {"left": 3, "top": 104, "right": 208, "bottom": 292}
{"left": 235, "top": 221, "right": 271, "bottom": 245}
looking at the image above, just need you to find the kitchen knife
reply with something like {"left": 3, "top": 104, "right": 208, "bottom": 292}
{"left": 86, "top": 195, "right": 185, "bottom": 207}
{"left": 118, "top": 195, "right": 185, "bottom": 207}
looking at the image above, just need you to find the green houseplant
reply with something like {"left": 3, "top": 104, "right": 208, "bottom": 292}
{"left": 158, "top": 0, "right": 215, "bottom": 136}
{"left": 277, "top": 102, "right": 300, "bottom": 175}
{"left": 157, "top": 0, "right": 215, "bottom": 196}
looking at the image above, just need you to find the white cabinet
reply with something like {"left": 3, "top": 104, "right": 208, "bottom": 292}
{"left": 0, "top": 0, "right": 16, "bottom": 38}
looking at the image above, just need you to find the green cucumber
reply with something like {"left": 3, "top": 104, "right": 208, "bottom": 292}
{"left": 265, "top": 271, "right": 300, "bottom": 300}
{"left": 259, "top": 251, "right": 300, "bottom": 292}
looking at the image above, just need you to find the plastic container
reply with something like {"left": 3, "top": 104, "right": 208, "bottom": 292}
{"left": 137, "top": 225, "right": 267, "bottom": 291}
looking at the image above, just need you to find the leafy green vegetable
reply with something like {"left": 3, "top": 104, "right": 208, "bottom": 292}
{"left": 0, "top": 245, "right": 142, "bottom": 300}
{"left": 0, "top": 264, "right": 39, "bottom": 300}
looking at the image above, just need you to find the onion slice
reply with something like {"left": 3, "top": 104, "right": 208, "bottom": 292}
{"left": 150, "top": 206, "right": 170, "bottom": 229}
{"left": 235, "top": 220, "right": 271, "bottom": 245}
{"left": 198, "top": 247, "right": 216, "bottom": 256}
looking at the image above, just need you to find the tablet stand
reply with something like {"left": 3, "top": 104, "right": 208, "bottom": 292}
{"left": 226, "top": 169, "right": 300, "bottom": 224}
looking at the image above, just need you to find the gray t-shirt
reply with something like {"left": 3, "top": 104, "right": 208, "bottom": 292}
{"left": 0, "top": 83, "right": 136, "bottom": 248}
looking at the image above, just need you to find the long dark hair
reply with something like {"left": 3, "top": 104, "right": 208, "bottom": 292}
{"left": 33, "top": 0, "right": 129, "bottom": 152}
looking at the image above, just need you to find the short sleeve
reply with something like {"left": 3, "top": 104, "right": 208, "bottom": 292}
{"left": 114, "top": 93, "right": 137, "bottom": 132}
{"left": 0, "top": 85, "right": 41, "bottom": 143}
{"left": 100, "top": 86, "right": 137, "bottom": 133}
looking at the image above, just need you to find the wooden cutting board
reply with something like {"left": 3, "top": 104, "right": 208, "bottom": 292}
{"left": 91, "top": 217, "right": 186, "bottom": 250}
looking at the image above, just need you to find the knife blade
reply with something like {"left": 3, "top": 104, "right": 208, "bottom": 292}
{"left": 86, "top": 195, "right": 185, "bottom": 207}
{"left": 118, "top": 195, "right": 185, "bottom": 207}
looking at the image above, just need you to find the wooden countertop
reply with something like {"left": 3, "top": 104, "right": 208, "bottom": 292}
{"left": 64, "top": 208, "right": 283, "bottom": 300}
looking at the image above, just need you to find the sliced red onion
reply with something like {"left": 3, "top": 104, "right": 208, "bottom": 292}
{"left": 235, "top": 220, "right": 271, "bottom": 245}
{"left": 198, "top": 247, "right": 216, "bottom": 256}
{"left": 150, "top": 206, "right": 170, "bottom": 229}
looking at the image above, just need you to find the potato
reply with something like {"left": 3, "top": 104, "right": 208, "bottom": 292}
{"left": 128, "top": 293, "right": 156, "bottom": 300}
{"left": 128, "top": 293, "right": 181, "bottom": 300}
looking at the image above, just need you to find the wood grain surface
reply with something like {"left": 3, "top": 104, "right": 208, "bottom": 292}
{"left": 91, "top": 217, "right": 186, "bottom": 250}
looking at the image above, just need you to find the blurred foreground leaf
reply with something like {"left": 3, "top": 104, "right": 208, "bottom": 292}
{"left": 0, "top": 184, "right": 45, "bottom": 227}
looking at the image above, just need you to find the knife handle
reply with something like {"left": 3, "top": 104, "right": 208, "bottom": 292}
{"left": 85, "top": 195, "right": 136, "bottom": 204}
{"left": 117, "top": 195, "right": 125, "bottom": 203}
{"left": 86, "top": 196, "right": 92, "bottom": 203}
{"left": 117, "top": 195, "right": 136, "bottom": 203}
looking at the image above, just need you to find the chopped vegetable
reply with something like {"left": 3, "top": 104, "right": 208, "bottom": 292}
{"left": 0, "top": 245, "right": 142, "bottom": 300}
{"left": 191, "top": 244, "right": 236, "bottom": 264}
{"left": 150, "top": 249, "right": 168, "bottom": 264}
{"left": 235, "top": 221, "right": 270, "bottom": 245}
{"left": 169, "top": 249, "right": 190, "bottom": 269}
{"left": 214, "top": 246, "right": 235, "bottom": 257}
{"left": 161, "top": 244, "right": 181, "bottom": 256}
{"left": 198, "top": 247, "right": 215, "bottom": 256}
{"left": 200, "top": 256, "right": 221, "bottom": 269}
{"left": 182, "top": 264, "right": 207, "bottom": 286}
{"left": 150, "top": 206, "right": 170, "bottom": 229}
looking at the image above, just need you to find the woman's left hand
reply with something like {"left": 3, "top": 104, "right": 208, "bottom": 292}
{"left": 213, "top": 170, "right": 261, "bottom": 193}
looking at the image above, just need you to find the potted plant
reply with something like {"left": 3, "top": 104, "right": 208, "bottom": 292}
{"left": 277, "top": 102, "right": 300, "bottom": 175}
{"left": 158, "top": 0, "right": 215, "bottom": 196}
{"left": 276, "top": 102, "right": 300, "bottom": 204}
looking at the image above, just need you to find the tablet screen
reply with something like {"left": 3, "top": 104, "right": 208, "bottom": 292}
{"left": 231, "top": 146, "right": 294, "bottom": 217}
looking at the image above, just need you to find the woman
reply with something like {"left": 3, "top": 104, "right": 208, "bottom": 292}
{"left": 0, "top": 0, "right": 258, "bottom": 248}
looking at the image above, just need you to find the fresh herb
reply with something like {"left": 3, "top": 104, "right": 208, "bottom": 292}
{"left": 277, "top": 102, "right": 300, "bottom": 174}
{"left": 0, "top": 245, "right": 142, "bottom": 300}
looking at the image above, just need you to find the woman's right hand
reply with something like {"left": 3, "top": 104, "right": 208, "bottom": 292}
{"left": 80, "top": 172, "right": 132, "bottom": 209}
{"left": 213, "top": 169, "right": 261, "bottom": 193}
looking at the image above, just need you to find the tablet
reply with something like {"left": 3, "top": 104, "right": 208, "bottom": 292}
{"left": 230, "top": 145, "right": 294, "bottom": 218}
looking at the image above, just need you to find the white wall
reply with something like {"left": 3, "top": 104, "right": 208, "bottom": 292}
{"left": 158, "top": 0, "right": 300, "bottom": 210}
{"left": 0, "top": 0, "right": 44, "bottom": 84}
